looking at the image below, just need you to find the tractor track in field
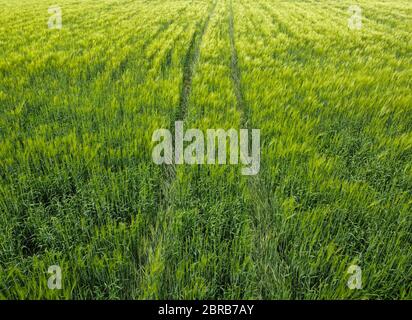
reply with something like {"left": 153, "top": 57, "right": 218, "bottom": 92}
{"left": 229, "top": 0, "right": 266, "bottom": 220}
{"left": 173, "top": 0, "right": 218, "bottom": 124}
{"left": 228, "top": 0, "right": 249, "bottom": 128}
{"left": 141, "top": 1, "right": 194, "bottom": 54}
{"left": 229, "top": 0, "right": 291, "bottom": 288}
{"left": 141, "top": 1, "right": 218, "bottom": 279}
{"left": 160, "top": 0, "right": 218, "bottom": 191}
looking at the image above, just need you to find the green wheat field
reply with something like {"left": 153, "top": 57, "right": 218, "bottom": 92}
{"left": 0, "top": 0, "right": 411, "bottom": 299}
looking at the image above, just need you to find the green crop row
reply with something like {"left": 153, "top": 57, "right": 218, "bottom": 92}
{"left": 0, "top": 0, "right": 411, "bottom": 299}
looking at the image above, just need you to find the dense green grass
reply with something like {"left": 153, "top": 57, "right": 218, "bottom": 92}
{"left": 0, "top": 0, "right": 411, "bottom": 299}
